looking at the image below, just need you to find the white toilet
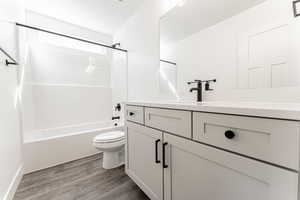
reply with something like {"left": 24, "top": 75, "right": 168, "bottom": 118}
{"left": 93, "top": 131, "right": 125, "bottom": 169}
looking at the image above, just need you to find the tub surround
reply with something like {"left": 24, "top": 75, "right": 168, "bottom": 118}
{"left": 125, "top": 101, "right": 300, "bottom": 200}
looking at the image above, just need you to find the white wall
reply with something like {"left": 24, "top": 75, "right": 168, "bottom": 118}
{"left": 111, "top": 50, "right": 128, "bottom": 121}
{"left": 114, "top": 0, "right": 162, "bottom": 101}
{"left": 0, "top": 1, "right": 24, "bottom": 199}
{"left": 113, "top": 0, "right": 187, "bottom": 101}
{"left": 0, "top": 0, "right": 24, "bottom": 22}
{"left": 116, "top": 0, "right": 300, "bottom": 103}
{"left": 25, "top": 11, "right": 113, "bottom": 44}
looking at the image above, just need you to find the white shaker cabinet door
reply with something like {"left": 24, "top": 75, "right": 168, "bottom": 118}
{"left": 163, "top": 133, "right": 298, "bottom": 200}
{"left": 126, "top": 122, "right": 163, "bottom": 200}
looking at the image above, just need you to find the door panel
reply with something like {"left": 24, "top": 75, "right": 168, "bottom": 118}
{"left": 126, "top": 122, "right": 163, "bottom": 200}
{"left": 164, "top": 133, "right": 298, "bottom": 200}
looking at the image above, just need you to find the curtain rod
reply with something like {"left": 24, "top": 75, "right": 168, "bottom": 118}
{"left": 0, "top": 46, "right": 18, "bottom": 66}
{"left": 16, "top": 23, "right": 128, "bottom": 53}
{"left": 160, "top": 59, "right": 176, "bottom": 66}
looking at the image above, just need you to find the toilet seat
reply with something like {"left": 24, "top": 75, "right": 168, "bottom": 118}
{"left": 93, "top": 131, "right": 125, "bottom": 144}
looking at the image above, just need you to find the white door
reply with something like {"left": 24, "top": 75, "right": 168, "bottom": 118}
{"left": 237, "top": 4, "right": 300, "bottom": 90}
{"left": 126, "top": 121, "right": 163, "bottom": 200}
{"left": 163, "top": 133, "right": 298, "bottom": 200}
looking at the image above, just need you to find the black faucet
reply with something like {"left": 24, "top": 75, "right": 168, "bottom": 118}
{"left": 188, "top": 80, "right": 203, "bottom": 102}
{"left": 188, "top": 79, "right": 216, "bottom": 102}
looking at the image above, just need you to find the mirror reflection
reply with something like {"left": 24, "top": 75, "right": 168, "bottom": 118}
{"left": 159, "top": 59, "right": 179, "bottom": 99}
{"left": 160, "top": 0, "right": 300, "bottom": 100}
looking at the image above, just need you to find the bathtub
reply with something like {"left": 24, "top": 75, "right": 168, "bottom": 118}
{"left": 23, "top": 121, "right": 123, "bottom": 174}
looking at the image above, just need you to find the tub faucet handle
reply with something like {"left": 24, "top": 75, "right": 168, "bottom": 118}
{"left": 112, "top": 116, "right": 120, "bottom": 120}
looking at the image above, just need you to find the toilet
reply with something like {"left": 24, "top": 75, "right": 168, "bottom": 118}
{"left": 93, "top": 131, "right": 125, "bottom": 169}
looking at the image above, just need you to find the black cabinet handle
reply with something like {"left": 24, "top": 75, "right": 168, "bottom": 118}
{"left": 129, "top": 112, "right": 135, "bottom": 116}
{"left": 155, "top": 139, "right": 161, "bottom": 164}
{"left": 225, "top": 130, "right": 235, "bottom": 139}
{"left": 163, "top": 142, "right": 168, "bottom": 168}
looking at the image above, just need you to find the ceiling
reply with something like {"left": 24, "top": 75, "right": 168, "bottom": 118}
{"left": 160, "top": 0, "right": 267, "bottom": 46}
{"left": 25, "top": 0, "right": 145, "bottom": 35}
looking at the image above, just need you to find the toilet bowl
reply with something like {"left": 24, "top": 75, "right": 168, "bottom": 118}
{"left": 93, "top": 131, "right": 125, "bottom": 169}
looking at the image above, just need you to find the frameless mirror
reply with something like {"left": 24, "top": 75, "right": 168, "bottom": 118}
{"left": 160, "top": 0, "right": 300, "bottom": 93}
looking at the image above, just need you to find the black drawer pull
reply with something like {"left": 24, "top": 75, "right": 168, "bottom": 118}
{"left": 163, "top": 142, "right": 168, "bottom": 168}
{"left": 155, "top": 139, "right": 161, "bottom": 164}
{"left": 225, "top": 130, "right": 235, "bottom": 139}
{"left": 129, "top": 112, "right": 135, "bottom": 116}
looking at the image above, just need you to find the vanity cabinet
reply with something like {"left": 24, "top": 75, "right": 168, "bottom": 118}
{"left": 125, "top": 105, "right": 300, "bottom": 200}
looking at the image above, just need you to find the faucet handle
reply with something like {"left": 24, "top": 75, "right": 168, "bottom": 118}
{"left": 205, "top": 82, "right": 213, "bottom": 91}
{"left": 187, "top": 80, "right": 202, "bottom": 85}
{"left": 205, "top": 79, "right": 217, "bottom": 91}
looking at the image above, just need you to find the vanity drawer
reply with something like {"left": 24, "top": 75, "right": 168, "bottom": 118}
{"left": 193, "top": 112, "right": 300, "bottom": 170}
{"left": 145, "top": 108, "right": 192, "bottom": 138}
{"left": 126, "top": 105, "right": 144, "bottom": 124}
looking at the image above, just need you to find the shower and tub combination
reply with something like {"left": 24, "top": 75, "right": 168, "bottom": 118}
{"left": 19, "top": 12, "right": 128, "bottom": 173}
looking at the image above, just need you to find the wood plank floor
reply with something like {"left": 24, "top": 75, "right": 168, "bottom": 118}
{"left": 13, "top": 154, "right": 150, "bottom": 200}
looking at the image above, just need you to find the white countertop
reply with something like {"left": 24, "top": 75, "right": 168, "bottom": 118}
{"left": 125, "top": 101, "right": 300, "bottom": 121}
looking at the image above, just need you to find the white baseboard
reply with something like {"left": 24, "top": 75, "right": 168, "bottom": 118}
{"left": 3, "top": 164, "right": 24, "bottom": 200}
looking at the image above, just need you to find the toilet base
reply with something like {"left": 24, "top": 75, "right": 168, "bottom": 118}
{"left": 102, "top": 150, "right": 125, "bottom": 169}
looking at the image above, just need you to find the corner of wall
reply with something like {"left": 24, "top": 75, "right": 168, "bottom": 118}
{"left": 2, "top": 164, "right": 24, "bottom": 200}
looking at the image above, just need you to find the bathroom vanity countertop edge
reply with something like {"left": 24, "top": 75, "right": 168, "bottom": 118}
{"left": 125, "top": 101, "right": 300, "bottom": 121}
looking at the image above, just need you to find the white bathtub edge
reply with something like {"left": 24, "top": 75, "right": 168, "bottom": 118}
{"left": 24, "top": 125, "right": 124, "bottom": 144}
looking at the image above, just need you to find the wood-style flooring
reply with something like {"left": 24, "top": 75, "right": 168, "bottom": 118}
{"left": 13, "top": 154, "right": 150, "bottom": 200}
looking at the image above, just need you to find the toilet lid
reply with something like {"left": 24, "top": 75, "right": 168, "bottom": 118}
{"left": 94, "top": 131, "right": 125, "bottom": 143}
